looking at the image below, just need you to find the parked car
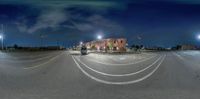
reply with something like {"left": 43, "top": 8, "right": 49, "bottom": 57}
{"left": 81, "top": 46, "right": 87, "bottom": 55}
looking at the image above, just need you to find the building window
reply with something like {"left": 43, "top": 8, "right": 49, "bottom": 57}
{"left": 121, "top": 40, "right": 123, "bottom": 43}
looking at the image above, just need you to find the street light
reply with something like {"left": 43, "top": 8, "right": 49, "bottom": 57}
{"left": 0, "top": 35, "right": 3, "bottom": 50}
{"left": 197, "top": 34, "right": 200, "bottom": 40}
{"left": 80, "top": 41, "right": 83, "bottom": 45}
{"left": 97, "top": 35, "right": 102, "bottom": 40}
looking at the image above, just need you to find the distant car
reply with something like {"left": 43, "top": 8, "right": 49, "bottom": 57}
{"left": 81, "top": 46, "right": 87, "bottom": 55}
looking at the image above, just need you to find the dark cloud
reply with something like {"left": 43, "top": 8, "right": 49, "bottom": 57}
{"left": 12, "top": 1, "right": 125, "bottom": 36}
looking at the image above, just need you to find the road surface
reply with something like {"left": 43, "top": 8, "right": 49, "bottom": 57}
{"left": 0, "top": 50, "right": 200, "bottom": 99}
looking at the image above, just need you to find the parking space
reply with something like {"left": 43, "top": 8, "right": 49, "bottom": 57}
{"left": 72, "top": 52, "right": 166, "bottom": 85}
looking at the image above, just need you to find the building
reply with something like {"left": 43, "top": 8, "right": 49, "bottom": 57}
{"left": 181, "top": 44, "right": 196, "bottom": 50}
{"left": 84, "top": 38, "right": 127, "bottom": 52}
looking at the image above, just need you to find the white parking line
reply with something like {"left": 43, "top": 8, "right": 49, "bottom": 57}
{"left": 141, "top": 53, "right": 155, "bottom": 55}
{"left": 173, "top": 52, "right": 184, "bottom": 60}
{"left": 173, "top": 52, "right": 200, "bottom": 66}
{"left": 23, "top": 52, "right": 64, "bottom": 69}
{"left": 0, "top": 54, "right": 58, "bottom": 63}
{"left": 72, "top": 55, "right": 166, "bottom": 85}
{"left": 83, "top": 55, "right": 158, "bottom": 66}
{"left": 4, "top": 52, "right": 59, "bottom": 59}
{"left": 76, "top": 55, "right": 163, "bottom": 76}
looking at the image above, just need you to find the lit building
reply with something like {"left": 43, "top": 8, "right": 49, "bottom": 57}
{"left": 181, "top": 44, "right": 196, "bottom": 50}
{"left": 84, "top": 38, "right": 127, "bottom": 52}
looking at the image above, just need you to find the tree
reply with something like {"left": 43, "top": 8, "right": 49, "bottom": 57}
{"left": 176, "top": 45, "right": 181, "bottom": 50}
{"left": 108, "top": 42, "right": 113, "bottom": 50}
{"left": 135, "top": 45, "right": 140, "bottom": 50}
{"left": 13, "top": 44, "right": 18, "bottom": 49}
{"left": 131, "top": 44, "right": 136, "bottom": 49}
{"left": 140, "top": 45, "right": 144, "bottom": 49}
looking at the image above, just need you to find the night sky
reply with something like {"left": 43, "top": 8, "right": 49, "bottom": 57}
{"left": 1, "top": 0, "right": 200, "bottom": 48}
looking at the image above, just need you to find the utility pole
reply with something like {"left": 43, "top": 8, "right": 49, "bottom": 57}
{"left": 40, "top": 34, "right": 46, "bottom": 47}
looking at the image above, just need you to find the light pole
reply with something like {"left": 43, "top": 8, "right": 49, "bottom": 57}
{"left": 0, "top": 24, "right": 4, "bottom": 50}
{"left": 80, "top": 41, "right": 83, "bottom": 47}
{"left": 0, "top": 35, "right": 3, "bottom": 50}
{"left": 80, "top": 41, "right": 83, "bottom": 45}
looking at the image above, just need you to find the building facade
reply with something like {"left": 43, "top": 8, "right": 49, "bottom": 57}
{"left": 84, "top": 38, "right": 127, "bottom": 52}
{"left": 181, "top": 44, "right": 196, "bottom": 50}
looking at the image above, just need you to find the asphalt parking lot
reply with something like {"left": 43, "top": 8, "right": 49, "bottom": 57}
{"left": 0, "top": 50, "right": 200, "bottom": 99}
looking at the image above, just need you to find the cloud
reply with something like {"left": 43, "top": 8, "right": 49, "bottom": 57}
{"left": 14, "top": 1, "right": 124, "bottom": 34}
{"left": 0, "top": 0, "right": 123, "bottom": 9}
{"left": 15, "top": 17, "right": 28, "bottom": 33}
{"left": 15, "top": 6, "right": 69, "bottom": 34}
{"left": 16, "top": 23, "right": 28, "bottom": 33}
{"left": 16, "top": 13, "right": 123, "bottom": 34}
{"left": 26, "top": 7, "right": 68, "bottom": 33}
{"left": 86, "top": 14, "right": 124, "bottom": 32}
{"left": 72, "top": 23, "right": 94, "bottom": 31}
{"left": 67, "top": 14, "right": 124, "bottom": 33}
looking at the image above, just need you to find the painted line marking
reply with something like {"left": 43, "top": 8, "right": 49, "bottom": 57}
{"left": 4, "top": 52, "right": 59, "bottom": 59}
{"left": 83, "top": 55, "right": 158, "bottom": 66}
{"left": 119, "top": 57, "right": 126, "bottom": 60}
{"left": 72, "top": 55, "right": 166, "bottom": 85}
{"left": 23, "top": 52, "right": 64, "bottom": 69}
{"left": 173, "top": 52, "right": 200, "bottom": 66}
{"left": 173, "top": 52, "right": 185, "bottom": 60}
{"left": 76, "top": 55, "right": 163, "bottom": 77}
{"left": 0, "top": 53, "right": 59, "bottom": 63}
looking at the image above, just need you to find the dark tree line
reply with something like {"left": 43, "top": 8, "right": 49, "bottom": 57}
{"left": 130, "top": 44, "right": 144, "bottom": 52}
